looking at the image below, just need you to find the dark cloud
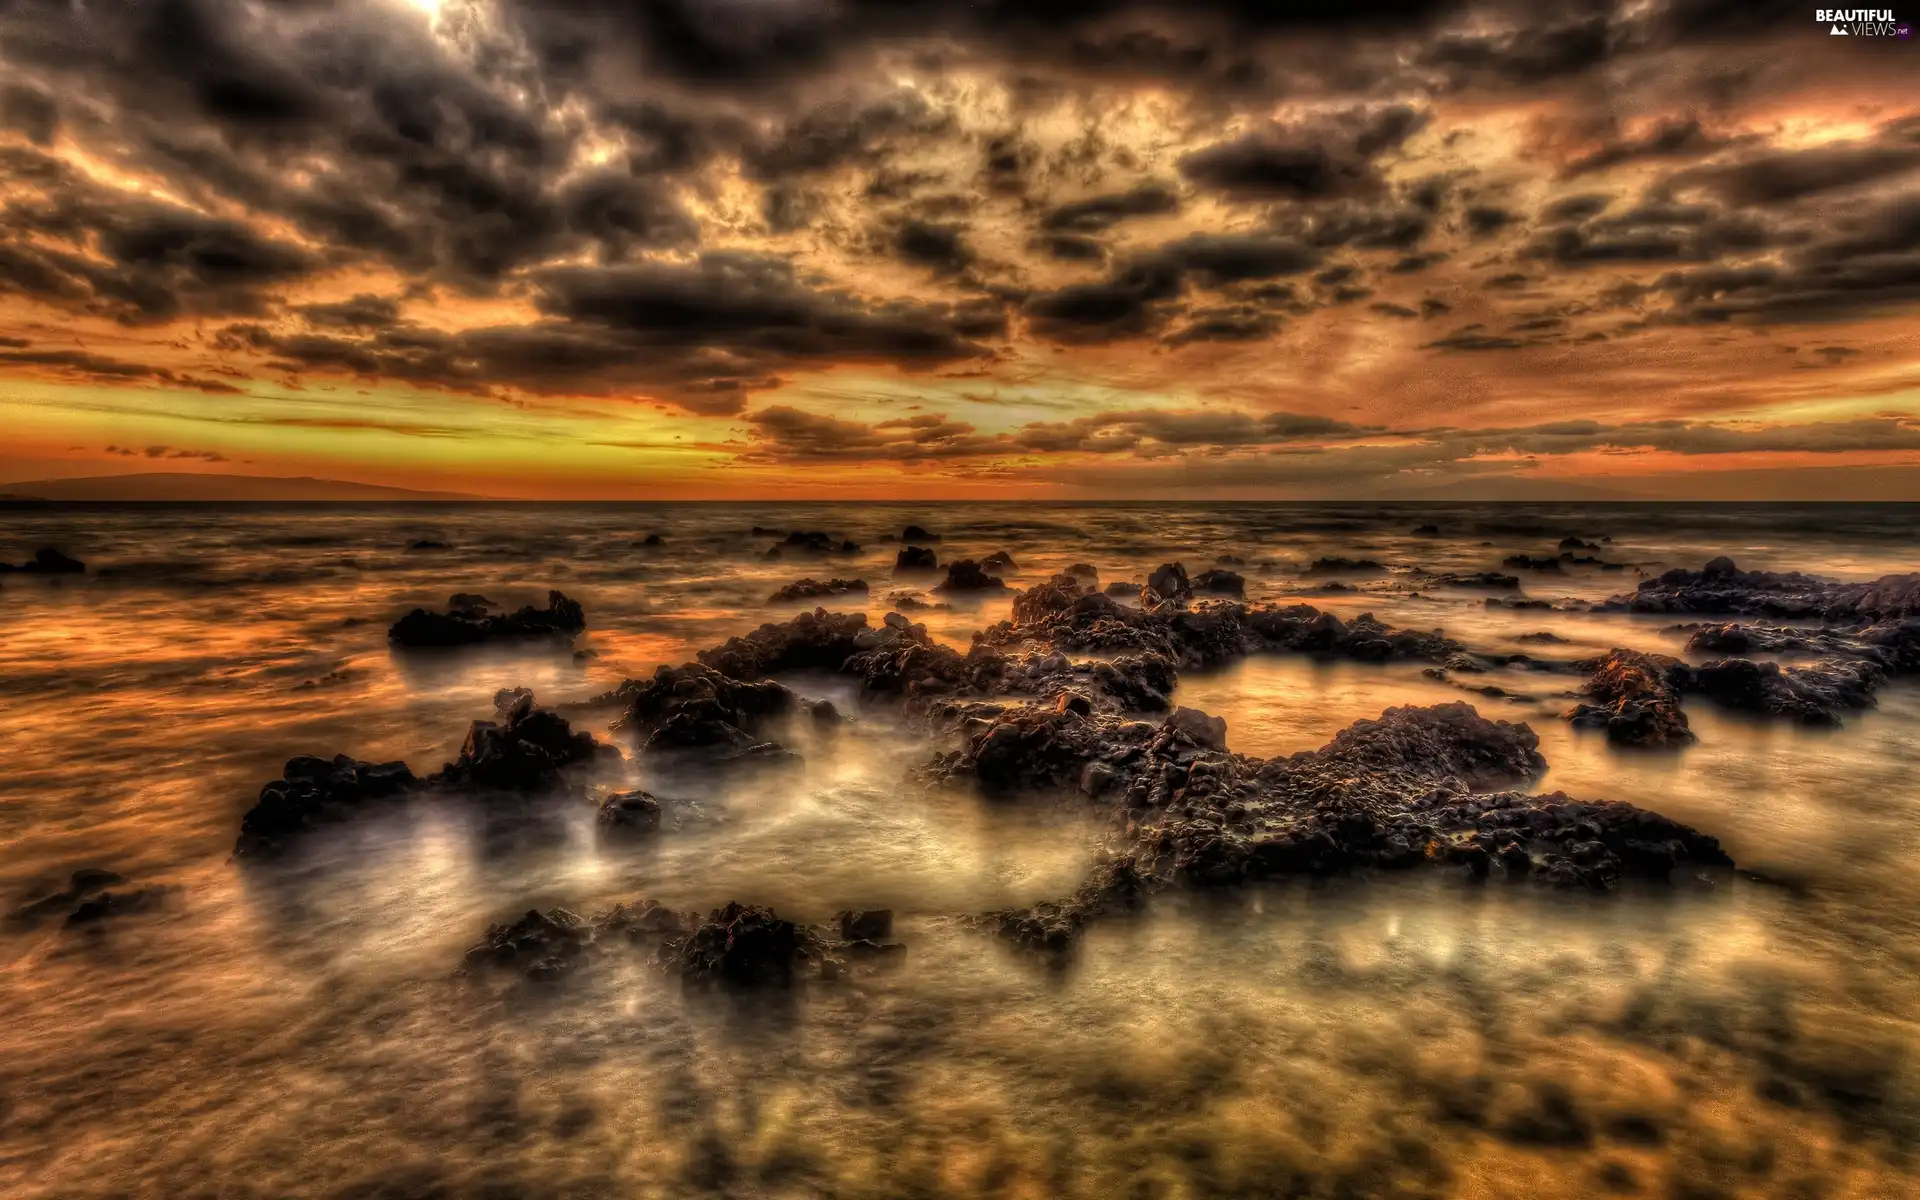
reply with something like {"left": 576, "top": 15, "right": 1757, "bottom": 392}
{"left": 296, "top": 294, "right": 402, "bottom": 331}
{"left": 0, "top": 346, "right": 243, "bottom": 393}
{"left": 0, "top": 83, "right": 58, "bottom": 145}
{"left": 1022, "top": 233, "right": 1321, "bottom": 343}
{"left": 1178, "top": 106, "right": 1427, "bottom": 202}
{"left": 1465, "top": 205, "right": 1517, "bottom": 237}
{"left": 1423, "top": 328, "right": 1527, "bottom": 351}
{"left": 1164, "top": 306, "right": 1279, "bottom": 346}
{"left": 890, "top": 220, "right": 975, "bottom": 276}
{"left": 1667, "top": 141, "right": 1920, "bottom": 206}
{"left": 1543, "top": 193, "right": 1615, "bottom": 222}
{"left": 105, "top": 443, "right": 229, "bottom": 462}
{"left": 1039, "top": 183, "right": 1181, "bottom": 233}
{"left": 1560, "top": 118, "right": 1736, "bottom": 177}
{"left": 1370, "top": 302, "right": 1420, "bottom": 319}
{"left": 1032, "top": 233, "right": 1109, "bottom": 262}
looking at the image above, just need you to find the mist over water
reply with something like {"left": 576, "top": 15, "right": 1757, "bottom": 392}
{"left": 2, "top": 501, "right": 1917, "bottom": 1198}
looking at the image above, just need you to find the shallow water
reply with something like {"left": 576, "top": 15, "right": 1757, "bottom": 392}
{"left": 2, "top": 501, "right": 1917, "bottom": 1198}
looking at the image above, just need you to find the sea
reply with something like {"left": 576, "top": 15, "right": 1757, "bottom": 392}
{"left": 1, "top": 501, "right": 1916, "bottom": 1198}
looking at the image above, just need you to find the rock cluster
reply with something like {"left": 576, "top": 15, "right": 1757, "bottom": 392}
{"left": 0, "top": 547, "right": 85, "bottom": 574}
{"left": 936, "top": 559, "right": 1009, "bottom": 592}
{"left": 388, "top": 590, "right": 586, "bottom": 649}
{"left": 1566, "top": 650, "right": 1696, "bottom": 747}
{"left": 767, "top": 577, "right": 867, "bottom": 603}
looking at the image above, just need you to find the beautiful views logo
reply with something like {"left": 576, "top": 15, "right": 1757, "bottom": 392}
{"left": 1816, "top": 7, "right": 1907, "bottom": 33}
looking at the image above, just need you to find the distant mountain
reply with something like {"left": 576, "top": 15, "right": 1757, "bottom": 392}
{"left": 0, "top": 472, "right": 490, "bottom": 501}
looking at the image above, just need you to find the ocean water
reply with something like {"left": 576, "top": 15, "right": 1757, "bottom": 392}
{"left": 1, "top": 501, "right": 1917, "bottom": 1199}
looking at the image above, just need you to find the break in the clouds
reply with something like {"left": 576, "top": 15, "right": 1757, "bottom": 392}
{"left": 0, "top": 0, "right": 1916, "bottom": 496}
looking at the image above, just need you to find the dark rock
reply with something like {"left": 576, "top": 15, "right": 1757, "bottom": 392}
{"left": 1603, "top": 557, "right": 1920, "bottom": 621}
{"left": 1305, "top": 557, "right": 1384, "bottom": 575}
{"left": 1412, "top": 524, "right": 1442, "bottom": 537}
{"left": 751, "top": 526, "right": 781, "bottom": 536}
{"left": 1104, "top": 580, "right": 1139, "bottom": 596}
{"left": 1145, "top": 562, "right": 1190, "bottom": 604}
{"left": 389, "top": 590, "right": 586, "bottom": 649}
{"left": 64, "top": 887, "right": 174, "bottom": 928}
{"left": 837, "top": 909, "right": 894, "bottom": 942}
{"left": 1559, "top": 537, "right": 1602, "bottom": 552}
{"left": 434, "top": 690, "right": 613, "bottom": 793}
{"left": 597, "top": 790, "right": 662, "bottom": 832}
{"left": 1214, "top": 554, "right": 1247, "bottom": 565}
{"left": 1689, "top": 657, "right": 1882, "bottom": 726}
{"left": 1504, "top": 555, "right": 1564, "bottom": 572}
{"left": 1566, "top": 650, "right": 1694, "bottom": 748}
{"left": 697, "top": 609, "right": 875, "bottom": 677}
{"left": 462, "top": 907, "right": 594, "bottom": 982}
{"left": 1516, "top": 631, "right": 1568, "bottom": 644}
{"left": 671, "top": 902, "right": 814, "bottom": 988}
{"left": 642, "top": 534, "right": 664, "bottom": 546}
{"left": 781, "top": 531, "right": 859, "bottom": 555}
{"left": 405, "top": 539, "right": 449, "bottom": 552}
{"left": 1430, "top": 572, "right": 1521, "bottom": 590}
{"left": 895, "top": 545, "right": 939, "bottom": 571}
{"left": 234, "top": 754, "right": 421, "bottom": 859}
{"left": 1193, "top": 568, "right": 1246, "bottom": 597}
{"left": 981, "top": 550, "right": 1018, "bottom": 574}
{"left": 902, "top": 525, "right": 942, "bottom": 543}
{"left": 936, "top": 559, "right": 1008, "bottom": 592}
{"left": 0, "top": 547, "right": 86, "bottom": 574}
{"left": 768, "top": 577, "right": 867, "bottom": 603}
{"left": 1065, "top": 562, "right": 1100, "bottom": 582}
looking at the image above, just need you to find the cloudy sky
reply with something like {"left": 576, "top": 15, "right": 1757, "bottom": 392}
{"left": 0, "top": 0, "right": 1916, "bottom": 498}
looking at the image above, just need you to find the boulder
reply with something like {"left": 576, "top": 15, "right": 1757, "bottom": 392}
{"left": 936, "top": 559, "right": 1008, "bottom": 592}
{"left": 768, "top": 577, "right": 867, "bottom": 603}
{"left": 895, "top": 545, "right": 939, "bottom": 571}
{"left": 389, "top": 590, "right": 586, "bottom": 649}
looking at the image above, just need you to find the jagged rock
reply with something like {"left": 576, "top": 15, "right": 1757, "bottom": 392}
{"left": 435, "top": 691, "right": 613, "bottom": 792}
{"left": 1566, "top": 650, "right": 1694, "bottom": 747}
{"left": 1193, "top": 568, "right": 1246, "bottom": 597}
{"left": 0, "top": 547, "right": 86, "bottom": 574}
{"left": 782, "top": 531, "right": 859, "bottom": 555}
{"left": 1010, "top": 573, "right": 1088, "bottom": 624}
{"left": 698, "top": 609, "right": 875, "bottom": 677}
{"left": 981, "top": 550, "right": 1018, "bottom": 573}
{"left": 671, "top": 902, "right": 817, "bottom": 987}
{"left": 1604, "top": 557, "right": 1920, "bottom": 622}
{"left": 1145, "top": 562, "right": 1190, "bottom": 604}
{"left": 902, "top": 525, "right": 941, "bottom": 543}
{"left": 1104, "top": 580, "right": 1139, "bottom": 596}
{"left": 234, "top": 754, "right": 420, "bottom": 859}
{"left": 1305, "top": 557, "right": 1384, "bottom": 575}
{"left": 837, "top": 909, "right": 894, "bottom": 941}
{"left": 462, "top": 907, "right": 594, "bottom": 982}
{"left": 388, "top": 590, "right": 585, "bottom": 649}
{"left": 936, "top": 560, "right": 1008, "bottom": 592}
{"left": 972, "top": 701, "right": 1727, "bottom": 954}
{"left": 1517, "top": 631, "right": 1569, "bottom": 644}
{"left": 597, "top": 790, "right": 663, "bottom": 831}
{"left": 768, "top": 577, "right": 867, "bottom": 603}
{"left": 1560, "top": 537, "right": 1602, "bottom": 551}
{"left": 887, "top": 590, "right": 947, "bottom": 611}
{"left": 895, "top": 545, "right": 938, "bottom": 571}
{"left": 1169, "top": 706, "right": 1227, "bottom": 750}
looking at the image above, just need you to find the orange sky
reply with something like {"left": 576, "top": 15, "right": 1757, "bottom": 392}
{"left": 1, "top": 0, "right": 1917, "bottom": 499}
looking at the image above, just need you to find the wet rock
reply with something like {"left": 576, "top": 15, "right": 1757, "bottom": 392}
{"left": 234, "top": 754, "right": 421, "bottom": 859}
{"left": 1215, "top": 554, "right": 1247, "bottom": 565}
{"left": 671, "top": 902, "right": 816, "bottom": 988}
{"left": 642, "top": 533, "right": 665, "bottom": 546}
{"left": 64, "top": 887, "right": 176, "bottom": 928}
{"left": 1065, "top": 562, "right": 1100, "bottom": 582}
{"left": 887, "top": 590, "right": 947, "bottom": 611}
{"left": 1560, "top": 537, "right": 1602, "bottom": 552}
{"left": 0, "top": 547, "right": 86, "bottom": 574}
{"left": 1504, "top": 555, "right": 1564, "bottom": 572}
{"left": 894, "top": 545, "right": 938, "bottom": 571}
{"left": 1170, "top": 706, "right": 1228, "bottom": 749}
{"left": 1193, "top": 568, "right": 1246, "bottom": 597}
{"left": 1517, "top": 631, "right": 1569, "bottom": 644}
{"left": 1145, "top": 562, "right": 1191, "bottom": 604}
{"left": 597, "top": 789, "right": 662, "bottom": 832}
{"left": 1566, "top": 650, "right": 1694, "bottom": 748}
{"left": 1305, "top": 557, "right": 1384, "bottom": 575}
{"left": 902, "top": 525, "right": 941, "bottom": 543}
{"left": 768, "top": 577, "right": 867, "bottom": 603}
{"left": 750, "top": 526, "right": 781, "bottom": 537}
{"left": 7, "top": 868, "right": 133, "bottom": 927}
{"left": 405, "top": 539, "right": 449, "bottom": 552}
{"left": 936, "top": 559, "right": 1009, "bottom": 592}
{"left": 1689, "top": 656, "right": 1882, "bottom": 726}
{"left": 981, "top": 550, "right": 1018, "bottom": 574}
{"left": 389, "top": 590, "right": 586, "bottom": 649}
{"left": 1603, "top": 557, "right": 1920, "bottom": 621}
{"left": 698, "top": 608, "right": 875, "bottom": 677}
{"left": 782, "top": 531, "right": 859, "bottom": 555}
{"left": 435, "top": 691, "right": 614, "bottom": 792}
{"left": 810, "top": 698, "right": 842, "bottom": 723}
{"left": 1104, "top": 580, "right": 1140, "bottom": 596}
{"left": 837, "top": 909, "right": 894, "bottom": 942}
{"left": 462, "top": 907, "right": 594, "bottom": 982}
{"left": 1486, "top": 596, "right": 1556, "bottom": 610}
{"left": 1428, "top": 572, "right": 1521, "bottom": 590}
{"left": 1412, "top": 524, "right": 1442, "bottom": 537}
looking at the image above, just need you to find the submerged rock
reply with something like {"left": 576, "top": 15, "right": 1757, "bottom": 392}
{"left": 597, "top": 789, "right": 663, "bottom": 832}
{"left": 0, "top": 547, "right": 85, "bottom": 574}
{"left": 7, "top": 868, "right": 137, "bottom": 927}
{"left": 768, "top": 577, "right": 867, "bottom": 603}
{"left": 1428, "top": 572, "right": 1521, "bottom": 590}
{"left": 1192, "top": 568, "right": 1245, "bottom": 597}
{"left": 435, "top": 690, "right": 614, "bottom": 792}
{"left": 1688, "top": 657, "right": 1882, "bottom": 726}
{"left": 1604, "top": 557, "right": 1920, "bottom": 622}
{"left": 388, "top": 590, "right": 586, "bottom": 649}
{"left": 981, "top": 550, "right": 1018, "bottom": 574}
{"left": 1412, "top": 524, "right": 1442, "bottom": 537}
{"left": 1305, "top": 557, "right": 1384, "bottom": 576}
{"left": 902, "top": 524, "right": 941, "bottom": 543}
{"left": 1504, "top": 555, "right": 1564, "bottom": 572}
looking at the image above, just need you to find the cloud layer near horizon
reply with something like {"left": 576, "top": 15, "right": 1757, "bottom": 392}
{"left": 1, "top": 0, "right": 1917, "bottom": 497}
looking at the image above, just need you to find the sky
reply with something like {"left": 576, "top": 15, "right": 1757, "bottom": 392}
{"left": 0, "top": 0, "right": 1917, "bottom": 499}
